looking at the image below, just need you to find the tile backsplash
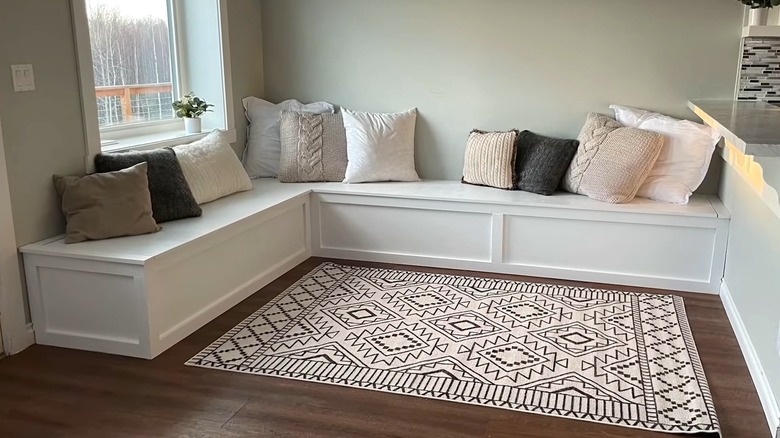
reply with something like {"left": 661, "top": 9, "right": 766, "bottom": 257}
{"left": 739, "top": 37, "right": 780, "bottom": 104}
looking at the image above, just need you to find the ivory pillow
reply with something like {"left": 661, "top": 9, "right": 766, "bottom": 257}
{"left": 54, "top": 163, "right": 160, "bottom": 244}
{"left": 242, "top": 97, "right": 335, "bottom": 178}
{"left": 462, "top": 129, "right": 519, "bottom": 190}
{"left": 562, "top": 113, "right": 664, "bottom": 204}
{"left": 172, "top": 130, "right": 253, "bottom": 204}
{"left": 342, "top": 108, "right": 420, "bottom": 183}
{"left": 611, "top": 105, "right": 721, "bottom": 205}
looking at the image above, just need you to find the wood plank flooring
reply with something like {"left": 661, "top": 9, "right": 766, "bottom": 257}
{"left": 0, "top": 258, "right": 770, "bottom": 437}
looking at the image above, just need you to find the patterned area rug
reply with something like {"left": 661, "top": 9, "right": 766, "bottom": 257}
{"left": 188, "top": 263, "right": 720, "bottom": 435}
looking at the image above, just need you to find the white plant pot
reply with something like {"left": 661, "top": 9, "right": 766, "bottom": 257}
{"left": 748, "top": 8, "right": 769, "bottom": 26}
{"left": 184, "top": 117, "right": 202, "bottom": 134}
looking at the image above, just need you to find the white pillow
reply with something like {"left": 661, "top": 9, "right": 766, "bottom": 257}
{"left": 173, "top": 130, "right": 253, "bottom": 204}
{"left": 610, "top": 105, "right": 721, "bottom": 205}
{"left": 342, "top": 108, "right": 420, "bottom": 183}
{"left": 242, "top": 97, "right": 335, "bottom": 178}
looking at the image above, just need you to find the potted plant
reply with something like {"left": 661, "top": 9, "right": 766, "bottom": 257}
{"left": 740, "top": 0, "right": 780, "bottom": 26}
{"left": 172, "top": 92, "right": 214, "bottom": 134}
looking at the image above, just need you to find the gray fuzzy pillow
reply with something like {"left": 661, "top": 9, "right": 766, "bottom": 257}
{"left": 515, "top": 131, "right": 579, "bottom": 196}
{"left": 94, "top": 148, "right": 201, "bottom": 222}
{"left": 278, "top": 111, "right": 348, "bottom": 182}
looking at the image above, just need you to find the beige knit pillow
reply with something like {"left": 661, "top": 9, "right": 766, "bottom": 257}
{"left": 562, "top": 113, "right": 664, "bottom": 204}
{"left": 278, "top": 111, "right": 348, "bottom": 182}
{"left": 462, "top": 129, "right": 519, "bottom": 190}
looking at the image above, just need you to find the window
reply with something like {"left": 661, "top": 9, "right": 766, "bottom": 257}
{"left": 86, "top": 0, "right": 176, "bottom": 128}
{"left": 72, "top": 0, "right": 235, "bottom": 161}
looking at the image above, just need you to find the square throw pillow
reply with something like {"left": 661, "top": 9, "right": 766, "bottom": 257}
{"left": 462, "top": 129, "right": 519, "bottom": 190}
{"left": 611, "top": 105, "right": 721, "bottom": 205}
{"left": 94, "top": 147, "right": 201, "bottom": 223}
{"left": 54, "top": 162, "right": 160, "bottom": 244}
{"left": 562, "top": 113, "right": 664, "bottom": 204}
{"left": 515, "top": 130, "right": 579, "bottom": 196}
{"left": 242, "top": 97, "right": 335, "bottom": 178}
{"left": 172, "top": 130, "right": 253, "bottom": 204}
{"left": 278, "top": 111, "right": 348, "bottom": 183}
{"left": 342, "top": 108, "right": 420, "bottom": 183}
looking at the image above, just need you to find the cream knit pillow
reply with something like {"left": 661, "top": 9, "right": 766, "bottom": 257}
{"left": 172, "top": 130, "right": 253, "bottom": 204}
{"left": 562, "top": 113, "right": 664, "bottom": 204}
{"left": 462, "top": 129, "right": 519, "bottom": 190}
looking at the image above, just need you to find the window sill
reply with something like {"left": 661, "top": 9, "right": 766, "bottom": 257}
{"left": 101, "top": 128, "right": 237, "bottom": 153}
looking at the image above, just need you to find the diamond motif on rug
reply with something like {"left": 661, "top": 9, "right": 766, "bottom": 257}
{"left": 532, "top": 321, "right": 624, "bottom": 357}
{"left": 187, "top": 263, "right": 719, "bottom": 435}
{"left": 423, "top": 311, "right": 507, "bottom": 341}
{"left": 321, "top": 301, "right": 401, "bottom": 329}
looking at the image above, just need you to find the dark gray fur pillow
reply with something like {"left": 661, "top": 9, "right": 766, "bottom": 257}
{"left": 515, "top": 131, "right": 579, "bottom": 196}
{"left": 94, "top": 148, "right": 201, "bottom": 223}
{"left": 278, "top": 111, "right": 348, "bottom": 182}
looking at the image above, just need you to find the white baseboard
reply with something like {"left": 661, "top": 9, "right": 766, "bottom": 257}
{"left": 2, "top": 321, "right": 35, "bottom": 355}
{"left": 720, "top": 281, "right": 780, "bottom": 438}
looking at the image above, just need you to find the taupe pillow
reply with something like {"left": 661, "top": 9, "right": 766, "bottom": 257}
{"left": 53, "top": 163, "right": 160, "bottom": 244}
{"left": 562, "top": 113, "right": 664, "bottom": 204}
{"left": 462, "top": 129, "right": 519, "bottom": 190}
{"left": 278, "top": 111, "right": 348, "bottom": 182}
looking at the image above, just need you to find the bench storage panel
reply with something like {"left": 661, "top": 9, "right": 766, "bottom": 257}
{"left": 21, "top": 179, "right": 730, "bottom": 358}
{"left": 310, "top": 182, "right": 729, "bottom": 294}
{"left": 316, "top": 195, "right": 494, "bottom": 262}
{"left": 502, "top": 214, "right": 722, "bottom": 291}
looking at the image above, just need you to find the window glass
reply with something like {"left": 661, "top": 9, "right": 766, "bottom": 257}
{"left": 86, "top": 0, "right": 175, "bottom": 127}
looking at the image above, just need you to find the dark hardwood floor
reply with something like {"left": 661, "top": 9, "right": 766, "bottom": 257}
{"left": 0, "top": 258, "right": 770, "bottom": 438}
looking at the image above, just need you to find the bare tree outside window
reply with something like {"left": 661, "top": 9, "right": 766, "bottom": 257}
{"left": 86, "top": 0, "right": 174, "bottom": 127}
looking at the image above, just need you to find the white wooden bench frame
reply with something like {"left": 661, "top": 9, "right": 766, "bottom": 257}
{"left": 21, "top": 180, "right": 730, "bottom": 358}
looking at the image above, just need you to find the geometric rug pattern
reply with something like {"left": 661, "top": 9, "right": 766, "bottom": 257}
{"left": 187, "top": 263, "right": 720, "bottom": 435}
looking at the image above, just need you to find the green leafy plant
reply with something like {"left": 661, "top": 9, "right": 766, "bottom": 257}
{"left": 172, "top": 92, "right": 214, "bottom": 118}
{"left": 740, "top": 0, "right": 780, "bottom": 8}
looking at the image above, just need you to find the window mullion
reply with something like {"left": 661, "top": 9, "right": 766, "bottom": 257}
{"left": 168, "top": 0, "right": 185, "bottom": 100}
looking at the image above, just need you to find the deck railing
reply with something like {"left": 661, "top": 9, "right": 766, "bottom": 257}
{"left": 95, "top": 83, "right": 173, "bottom": 124}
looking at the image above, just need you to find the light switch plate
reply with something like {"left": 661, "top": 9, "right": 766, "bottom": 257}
{"left": 11, "top": 64, "right": 35, "bottom": 92}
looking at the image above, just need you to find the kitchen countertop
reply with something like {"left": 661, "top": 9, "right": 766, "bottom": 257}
{"left": 688, "top": 100, "right": 780, "bottom": 157}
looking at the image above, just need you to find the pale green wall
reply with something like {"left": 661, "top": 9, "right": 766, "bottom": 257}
{"left": 0, "top": 0, "right": 87, "bottom": 247}
{"left": 719, "top": 160, "right": 780, "bottom": 409}
{"left": 0, "top": 0, "right": 263, "bottom": 246}
{"left": 260, "top": 0, "right": 743, "bottom": 180}
{"left": 227, "top": 0, "right": 264, "bottom": 157}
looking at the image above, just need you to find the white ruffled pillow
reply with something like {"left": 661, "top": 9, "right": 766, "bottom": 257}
{"left": 242, "top": 97, "right": 334, "bottom": 178}
{"left": 610, "top": 105, "right": 721, "bottom": 205}
{"left": 342, "top": 108, "right": 420, "bottom": 184}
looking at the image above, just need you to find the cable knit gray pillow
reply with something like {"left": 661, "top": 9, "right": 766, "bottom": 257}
{"left": 95, "top": 148, "right": 201, "bottom": 222}
{"left": 562, "top": 113, "right": 664, "bottom": 204}
{"left": 515, "top": 131, "right": 579, "bottom": 196}
{"left": 278, "top": 111, "right": 348, "bottom": 182}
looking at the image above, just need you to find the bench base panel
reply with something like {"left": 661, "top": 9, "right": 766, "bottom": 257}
{"left": 312, "top": 193, "right": 729, "bottom": 294}
{"left": 24, "top": 199, "right": 310, "bottom": 358}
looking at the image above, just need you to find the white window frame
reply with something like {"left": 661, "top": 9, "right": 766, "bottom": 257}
{"left": 71, "top": 0, "right": 236, "bottom": 172}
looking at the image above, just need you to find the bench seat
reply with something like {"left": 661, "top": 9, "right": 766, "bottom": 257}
{"left": 21, "top": 179, "right": 730, "bottom": 358}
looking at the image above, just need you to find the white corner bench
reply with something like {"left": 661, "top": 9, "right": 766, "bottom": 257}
{"left": 20, "top": 179, "right": 730, "bottom": 358}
